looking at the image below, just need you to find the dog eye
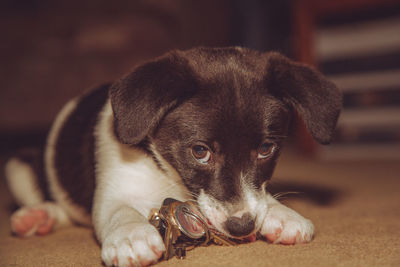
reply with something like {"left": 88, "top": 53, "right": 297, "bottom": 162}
{"left": 257, "top": 142, "right": 276, "bottom": 159}
{"left": 191, "top": 145, "right": 211, "bottom": 164}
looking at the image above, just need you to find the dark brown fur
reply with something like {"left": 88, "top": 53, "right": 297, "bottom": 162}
{"left": 54, "top": 83, "right": 110, "bottom": 213}
{"left": 16, "top": 47, "right": 341, "bottom": 217}
{"left": 8, "top": 47, "right": 341, "bottom": 240}
{"left": 109, "top": 47, "right": 342, "bottom": 203}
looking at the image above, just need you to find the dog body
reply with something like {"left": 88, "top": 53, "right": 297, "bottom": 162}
{"left": 5, "top": 47, "right": 341, "bottom": 267}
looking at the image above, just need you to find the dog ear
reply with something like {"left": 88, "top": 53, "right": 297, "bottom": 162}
{"left": 265, "top": 52, "right": 342, "bottom": 144}
{"left": 110, "top": 52, "right": 198, "bottom": 145}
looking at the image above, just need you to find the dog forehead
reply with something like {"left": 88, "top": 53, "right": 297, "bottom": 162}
{"left": 158, "top": 47, "right": 290, "bottom": 142}
{"left": 184, "top": 47, "right": 265, "bottom": 86}
{"left": 167, "top": 89, "right": 288, "bottom": 143}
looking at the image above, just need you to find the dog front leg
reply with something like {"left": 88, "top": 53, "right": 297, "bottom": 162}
{"left": 95, "top": 204, "right": 165, "bottom": 267}
{"left": 260, "top": 194, "right": 314, "bottom": 245}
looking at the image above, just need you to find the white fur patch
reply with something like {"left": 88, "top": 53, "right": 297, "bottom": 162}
{"left": 260, "top": 194, "right": 315, "bottom": 244}
{"left": 44, "top": 98, "right": 92, "bottom": 226}
{"left": 92, "top": 100, "right": 189, "bottom": 242}
{"left": 101, "top": 221, "right": 165, "bottom": 266}
{"left": 198, "top": 179, "right": 313, "bottom": 243}
{"left": 5, "top": 158, "right": 44, "bottom": 207}
{"left": 197, "top": 173, "right": 268, "bottom": 238}
{"left": 197, "top": 190, "right": 228, "bottom": 234}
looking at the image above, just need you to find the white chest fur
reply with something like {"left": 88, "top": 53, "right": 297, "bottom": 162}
{"left": 93, "top": 101, "right": 189, "bottom": 232}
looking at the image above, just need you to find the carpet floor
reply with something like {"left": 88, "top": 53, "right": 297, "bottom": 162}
{"left": 0, "top": 150, "right": 399, "bottom": 267}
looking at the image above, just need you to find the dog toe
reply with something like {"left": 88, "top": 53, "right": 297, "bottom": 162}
{"left": 101, "top": 223, "right": 165, "bottom": 267}
{"left": 260, "top": 204, "right": 314, "bottom": 245}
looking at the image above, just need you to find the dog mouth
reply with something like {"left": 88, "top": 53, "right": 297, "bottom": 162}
{"left": 207, "top": 221, "right": 258, "bottom": 242}
{"left": 195, "top": 193, "right": 269, "bottom": 241}
{"left": 194, "top": 206, "right": 259, "bottom": 241}
{"left": 181, "top": 201, "right": 258, "bottom": 242}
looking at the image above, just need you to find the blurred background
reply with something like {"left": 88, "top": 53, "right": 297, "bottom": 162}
{"left": 2, "top": 2, "right": 400, "bottom": 265}
{"left": 1, "top": 0, "right": 400, "bottom": 160}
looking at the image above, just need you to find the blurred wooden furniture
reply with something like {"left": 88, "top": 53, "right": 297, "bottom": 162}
{"left": 291, "top": 0, "right": 400, "bottom": 156}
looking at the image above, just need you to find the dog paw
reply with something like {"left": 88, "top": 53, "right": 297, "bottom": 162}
{"left": 102, "top": 223, "right": 165, "bottom": 267}
{"left": 260, "top": 204, "right": 314, "bottom": 245}
{"left": 11, "top": 207, "right": 55, "bottom": 237}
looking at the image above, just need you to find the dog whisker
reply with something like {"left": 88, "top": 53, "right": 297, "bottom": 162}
{"left": 273, "top": 191, "right": 302, "bottom": 200}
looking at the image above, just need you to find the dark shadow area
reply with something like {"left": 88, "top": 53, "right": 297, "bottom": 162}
{"left": 267, "top": 180, "right": 343, "bottom": 206}
{"left": 0, "top": 155, "right": 18, "bottom": 214}
{"left": 0, "top": 131, "right": 47, "bottom": 156}
{"left": 5, "top": 203, "right": 18, "bottom": 216}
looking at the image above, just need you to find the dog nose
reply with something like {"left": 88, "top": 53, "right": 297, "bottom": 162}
{"left": 224, "top": 212, "right": 255, "bottom": 237}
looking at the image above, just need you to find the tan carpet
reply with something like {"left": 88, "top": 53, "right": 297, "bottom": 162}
{"left": 1, "top": 150, "right": 399, "bottom": 267}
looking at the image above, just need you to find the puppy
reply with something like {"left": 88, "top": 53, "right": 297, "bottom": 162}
{"left": 5, "top": 47, "right": 341, "bottom": 266}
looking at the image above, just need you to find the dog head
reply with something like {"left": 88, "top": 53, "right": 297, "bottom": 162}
{"left": 110, "top": 47, "right": 342, "bottom": 238}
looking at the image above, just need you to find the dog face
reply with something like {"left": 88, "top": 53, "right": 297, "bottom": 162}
{"left": 150, "top": 90, "right": 291, "bottom": 238}
{"left": 110, "top": 47, "right": 342, "bottom": 238}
